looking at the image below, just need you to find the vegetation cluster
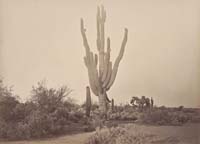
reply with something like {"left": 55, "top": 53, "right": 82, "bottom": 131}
{"left": 0, "top": 80, "right": 86, "bottom": 140}
{"left": 0, "top": 79, "right": 199, "bottom": 141}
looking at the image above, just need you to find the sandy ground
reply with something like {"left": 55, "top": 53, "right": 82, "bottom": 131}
{"left": 0, "top": 132, "right": 94, "bottom": 144}
{"left": 0, "top": 123, "right": 199, "bottom": 144}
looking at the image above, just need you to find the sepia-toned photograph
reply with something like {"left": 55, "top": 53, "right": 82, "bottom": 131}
{"left": 0, "top": 0, "right": 200, "bottom": 143}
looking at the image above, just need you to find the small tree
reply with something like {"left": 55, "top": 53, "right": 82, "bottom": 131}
{"left": 31, "top": 81, "right": 72, "bottom": 113}
{"left": 81, "top": 6, "right": 128, "bottom": 118}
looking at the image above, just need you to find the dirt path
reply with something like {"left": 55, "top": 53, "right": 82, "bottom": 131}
{"left": 0, "top": 132, "right": 94, "bottom": 144}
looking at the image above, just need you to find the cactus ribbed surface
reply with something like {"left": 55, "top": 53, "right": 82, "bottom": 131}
{"left": 111, "top": 99, "right": 114, "bottom": 112}
{"left": 81, "top": 6, "right": 128, "bottom": 118}
{"left": 86, "top": 86, "right": 91, "bottom": 117}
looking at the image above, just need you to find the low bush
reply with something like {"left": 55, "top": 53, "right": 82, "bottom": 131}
{"left": 108, "top": 105, "right": 139, "bottom": 121}
{"left": 85, "top": 125, "right": 155, "bottom": 144}
{"left": 139, "top": 108, "right": 194, "bottom": 126}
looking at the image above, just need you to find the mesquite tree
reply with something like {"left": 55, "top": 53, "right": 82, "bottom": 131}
{"left": 80, "top": 6, "right": 128, "bottom": 117}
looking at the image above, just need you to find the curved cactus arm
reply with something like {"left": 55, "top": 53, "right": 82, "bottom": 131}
{"left": 96, "top": 6, "right": 101, "bottom": 51}
{"left": 85, "top": 57, "right": 99, "bottom": 96}
{"left": 80, "top": 19, "right": 90, "bottom": 57}
{"left": 81, "top": 18, "right": 101, "bottom": 96}
{"left": 106, "top": 28, "right": 128, "bottom": 89}
{"left": 105, "top": 92, "right": 111, "bottom": 103}
{"left": 100, "top": 5, "right": 106, "bottom": 51}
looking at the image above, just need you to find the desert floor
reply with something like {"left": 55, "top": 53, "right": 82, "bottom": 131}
{"left": 0, "top": 123, "right": 199, "bottom": 144}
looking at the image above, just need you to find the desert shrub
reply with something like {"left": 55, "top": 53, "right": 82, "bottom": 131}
{"left": 15, "top": 122, "right": 31, "bottom": 139}
{"left": 0, "top": 121, "right": 30, "bottom": 140}
{"left": 109, "top": 112, "right": 121, "bottom": 120}
{"left": 183, "top": 109, "right": 200, "bottom": 123}
{"left": 68, "top": 110, "right": 85, "bottom": 123}
{"left": 85, "top": 125, "right": 155, "bottom": 144}
{"left": 190, "top": 114, "right": 200, "bottom": 123}
{"left": 177, "top": 106, "right": 184, "bottom": 111}
{"left": 140, "top": 108, "right": 193, "bottom": 126}
{"left": 64, "top": 99, "right": 80, "bottom": 111}
{"left": 141, "top": 106, "right": 200, "bottom": 125}
{"left": 25, "top": 110, "right": 53, "bottom": 138}
{"left": 24, "top": 109, "right": 71, "bottom": 138}
{"left": 0, "top": 112, "right": 62, "bottom": 140}
{"left": 12, "top": 102, "right": 36, "bottom": 122}
{"left": 114, "top": 105, "right": 125, "bottom": 113}
{"left": 140, "top": 109, "right": 171, "bottom": 125}
{"left": 108, "top": 105, "right": 138, "bottom": 121}
{"left": 31, "top": 81, "right": 72, "bottom": 113}
{"left": 23, "top": 81, "right": 80, "bottom": 137}
{"left": 13, "top": 103, "right": 27, "bottom": 122}
{"left": 85, "top": 116, "right": 104, "bottom": 131}
{"left": 108, "top": 112, "right": 137, "bottom": 121}
{"left": 174, "top": 112, "right": 189, "bottom": 123}
{"left": 120, "top": 111, "right": 138, "bottom": 121}
{"left": 0, "top": 96, "right": 19, "bottom": 122}
{"left": 0, "top": 79, "right": 87, "bottom": 140}
{"left": 0, "top": 80, "right": 28, "bottom": 139}
{"left": 0, "top": 120, "right": 8, "bottom": 138}
{"left": 182, "top": 108, "right": 197, "bottom": 113}
{"left": 0, "top": 80, "right": 19, "bottom": 122}
{"left": 82, "top": 102, "right": 99, "bottom": 112}
{"left": 1, "top": 123, "right": 19, "bottom": 140}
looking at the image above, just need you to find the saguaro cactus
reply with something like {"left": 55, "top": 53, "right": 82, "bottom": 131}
{"left": 81, "top": 6, "right": 128, "bottom": 118}
{"left": 111, "top": 99, "right": 114, "bottom": 112}
{"left": 150, "top": 97, "right": 154, "bottom": 109}
{"left": 86, "top": 86, "right": 91, "bottom": 117}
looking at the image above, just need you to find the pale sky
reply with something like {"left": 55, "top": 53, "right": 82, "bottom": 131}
{"left": 0, "top": 0, "right": 200, "bottom": 107}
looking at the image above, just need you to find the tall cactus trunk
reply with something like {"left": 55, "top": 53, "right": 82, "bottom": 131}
{"left": 86, "top": 86, "right": 91, "bottom": 117}
{"left": 111, "top": 99, "right": 114, "bottom": 112}
{"left": 98, "top": 92, "right": 108, "bottom": 119}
